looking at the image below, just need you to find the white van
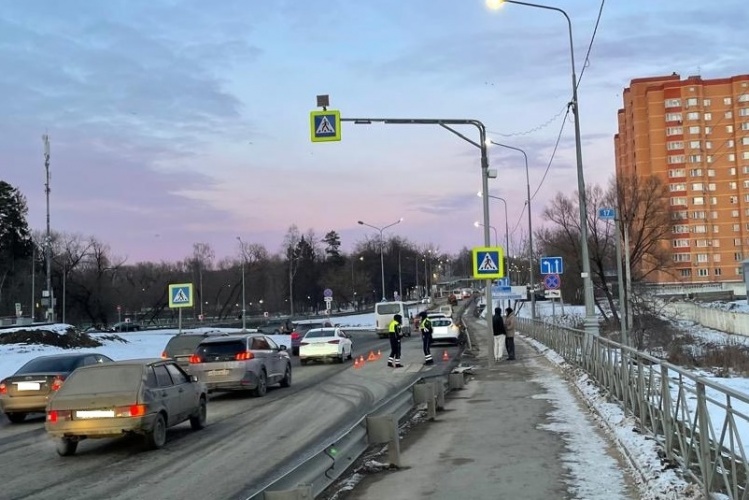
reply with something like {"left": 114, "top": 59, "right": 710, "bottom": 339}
{"left": 374, "top": 301, "right": 412, "bottom": 338}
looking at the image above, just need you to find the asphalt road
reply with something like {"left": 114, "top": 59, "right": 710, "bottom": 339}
{"left": 0, "top": 330, "right": 453, "bottom": 500}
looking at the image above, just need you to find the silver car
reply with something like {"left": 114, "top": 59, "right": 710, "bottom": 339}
{"left": 188, "top": 334, "right": 292, "bottom": 396}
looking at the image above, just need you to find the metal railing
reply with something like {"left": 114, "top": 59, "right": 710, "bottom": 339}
{"left": 519, "top": 317, "right": 749, "bottom": 499}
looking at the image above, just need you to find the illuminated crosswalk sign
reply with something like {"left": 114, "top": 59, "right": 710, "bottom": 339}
{"left": 168, "top": 283, "right": 194, "bottom": 309}
{"left": 472, "top": 247, "right": 504, "bottom": 279}
{"left": 310, "top": 110, "right": 342, "bottom": 142}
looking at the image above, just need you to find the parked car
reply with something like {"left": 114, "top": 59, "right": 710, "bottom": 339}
{"left": 431, "top": 317, "right": 461, "bottom": 345}
{"left": 110, "top": 322, "right": 142, "bottom": 332}
{"left": 0, "top": 353, "right": 113, "bottom": 423}
{"left": 299, "top": 328, "right": 353, "bottom": 365}
{"left": 45, "top": 358, "right": 207, "bottom": 456}
{"left": 259, "top": 319, "right": 301, "bottom": 356}
{"left": 188, "top": 334, "right": 291, "bottom": 396}
{"left": 161, "top": 330, "right": 231, "bottom": 368}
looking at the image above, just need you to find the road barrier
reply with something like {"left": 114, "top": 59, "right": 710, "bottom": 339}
{"left": 243, "top": 372, "right": 465, "bottom": 500}
{"left": 518, "top": 317, "right": 749, "bottom": 499}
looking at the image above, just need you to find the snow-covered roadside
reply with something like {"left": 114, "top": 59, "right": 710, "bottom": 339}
{"left": 522, "top": 335, "right": 705, "bottom": 499}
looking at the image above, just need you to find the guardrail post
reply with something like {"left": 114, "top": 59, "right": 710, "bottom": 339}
{"left": 435, "top": 380, "right": 446, "bottom": 411}
{"left": 263, "top": 484, "right": 313, "bottom": 500}
{"left": 366, "top": 415, "right": 401, "bottom": 468}
{"left": 448, "top": 373, "right": 465, "bottom": 390}
{"left": 660, "top": 364, "right": 673, "bottom": 461}
{"left": 414, "top": 382, "right": 436, "bottom": 420}
{"left": 696, "top": 382, "right": 712, "bottom": 497}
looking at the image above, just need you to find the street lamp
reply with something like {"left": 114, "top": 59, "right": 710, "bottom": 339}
{"left": 487, "top": 0, "right": 595, "bottom": 335}
{"left": 474, "top": 221, "right": 498, "bottom": 247}
{"left": 351, "top": 255, "right": 363, "bottom": 306}
{"left": 477, "top": 192, "right": 511, "bottom": 282}
{"left": 357, "top": 218, "right": 403, "bottom": 301}
{"left": 486, "top": 141, "right": 536, "bottom": 319}
{"left": 236, "top": 236, "right": 247, "bottom": 332}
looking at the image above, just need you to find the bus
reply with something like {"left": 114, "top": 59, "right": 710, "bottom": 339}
{"left": 374, "top": 301, "right": 413, "bottom": 338}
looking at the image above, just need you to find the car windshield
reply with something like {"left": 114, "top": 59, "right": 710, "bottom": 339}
{"left": 166, "top": 335, "right": 210, "bottom": 356}
{"left": 297, "top": 322, "right": 326, "bottom": 332}
{"left": 432, "top": 319, "right": 452, "bottom": 327}
{"left": 304, "top": 329, "right": 336, "bottom": 338}
{"left": 197, "top": 340, "right": 246, "bottom": 357}
{"left": 376, "top": 303, "right": 401, "bottom": 315}
{"left": 58, "top": 365, "right": 144, "bottom": 395}
{"left": 16, "top": 356, "right": 80, "bottom": 374}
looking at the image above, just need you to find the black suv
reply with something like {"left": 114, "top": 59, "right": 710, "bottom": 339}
{"left": 162, "top": 331, "right": 230, "bottom": 368}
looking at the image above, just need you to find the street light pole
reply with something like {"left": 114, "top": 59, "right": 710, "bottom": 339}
{"left": 488, "top": 141, "right": 536, "bottom": 319}
{"left": 488, "top": 0, "right": 595, "bottom": 336}
{"left": 42, "top": 134, "right": 54, "bottom": 322}
{"left": 237, "top": 236, "right": 247, "bottom": 332}
{"left": 479, "top": 193, "right": 511, "bottom": 282}
{"left": 474, "top": 221, "right": 498, "bottom": 247}
{"left": 398, "top": 249, "right": 403, "bottom": 300}
{"left": 357, "top": 218, "right": 402, "bottom": 301}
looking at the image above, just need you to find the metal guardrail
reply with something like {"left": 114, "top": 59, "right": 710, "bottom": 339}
{"left": 519, "top": 317, "right": 749, "bottom": 499}
{"left": 242, "top": 374, "right": 448, "bottom": 499}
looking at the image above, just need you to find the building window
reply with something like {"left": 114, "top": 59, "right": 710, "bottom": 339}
{"left": 710, "top": 197, "right": 718, "bottom": 205}
{"left": 714, "top": 225, "right": 720, "bottom": 234}
{"left": 692, "top": 196, "right": 704, "bottom": 205}
{"left": 744, "top": 167, "right": 749, "bottom": 174}
{"left": 729, "top": 154, "right": 737, "bottom": 162}
{"left": 712, "top": 211, "right": 719, "bottom": 220}
{"left": 691, "top": 211, "right": 706, "bottom": 219}
{"left": 740, "top": 108, "right": 749, "bottom": 117}
{"left": 693, "top": 225, "right": 707, "bottom": 233}
{"left": 725, "top": 97, "right": 733, "bottom": 105}
{"left": 689, "top": 126, "right": 700, "bottom": 134}
{"left": 686, "top": 98, "right": 698, "bottom": 107}
{"left": 730, "top": 181, "right": 738, "bottom": 190}
{"left": 735, "top": 252, "right": 743, "bottom": 261}
{"left": 672, "top": 225, "right": 689, "bottom": 233}
{"left": 743, "top": 137, "right": 749, "bottom": 146}
{"left": 689, "top": 155, "right": 702, "bottom": 163}
{"left": 708, "top": 183, "right": 716, "bottom": 191}
{"left": 738, "top": 267, "right": 743, "bottom": 276}
{"left": 673, "top": 253, "right": 691, "bottom": 262}
{"left": 670, "top": 183, "right": 686, "bottom": 192}
{"left": 733, "top": 209, "right": 740, "bottom": 217}
{"left": 704, "top": 112, "right": 712, "bottom": 121}
{"left": 691, "top": 182, "right": 703, "bottom": 191}
{"left": 726, "top": 111, "right": 734, "bottom": 119}
{"left": 696, "top": 239, "right": 709, "bottom": 247}
{"left": 690, "top": 168, "right": 702, "bottom": 176}
{"left": 704, "top": 99, "right": 712, "bottom": 106}
{"left": 667, "top": 127, "right": 683, "bottom": 136}
{"left": 706, "top": 126, "right": 712, "bottom": 134}
{"left": 727, "top": 140, "right": 734, "bottom": 148}
{"left": 671, "top": 197, "right": 687, "bottom": 206}
{"left": 708, "top": 169, "right": 716, "bottom": 177}
{"left": 728, "top": 125, "right": 735, "bottom": 133}
{"left": 734, "top": 224, "right": 741, "bottom": 232}
{"left": 730, "top": 196, "right": 738, "bottom": 204}
{"left": 673, "top": 239, "right": 689, "bottom": 248}
{"left": 668, "top": 155, "right": 686, "bottom": 164}
{"left": 666, "top": 112, "right": 683, "bottom": 122}
{"left": 686, "top": 111, "right": 699, "bottom": 120}
{"left": 668, "top": 169, "right": 686, "bottom": 178}
{"left": 689, "top": 140, "right": 701, "bottom": 149}
{"left": 743, "top": 152, "right": 749, "bottom": 160}
{"left": 706, "top": 155, "right": 714, "bottom": 163}
{"left": 665, "top": 98, "right": 682, "bottom": 107}
{"left": 743, "top": 123, "right": 749, "bottom": 131}
{"left": 714, "top": 268, "right": 722, "bottom": 276}
{"left": 730, "top": 167, "right": 737, "bottom": 175}
{"left": 739, "top": 94, "right": 749, "bottom": 103}
{"left": 697, "top": 268, "right": 709, "bottom": 277}
{"left": 706, "top": 141, "right": 713, "bottom": 149}
{"left": 672, "top": 210, "right": 688, "bottom": 220}
{"left": 696, "top": 253, "right": 709, "bottom": 263}
{"left": 735, "top": 238, "right": 743, "bottom": 246}
{"left": 745, "top": 194, "right": 749, "bottom": 202}
{"left": 667, "top": 141, "right": 684, "bottom": 150}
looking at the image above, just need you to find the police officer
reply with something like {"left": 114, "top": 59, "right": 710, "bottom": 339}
{"left": 387, "top": 314, "right": 403, "bottom": 368}
{"left": 418, "top": 311, "right": 434, "bottom": 365}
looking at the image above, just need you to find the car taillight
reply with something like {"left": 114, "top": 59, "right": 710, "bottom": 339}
{"left": 189, "top": 355, "right": 202, "bottom": 364}
{"left": 50, "top": 375, "right": 66, "bottom": 391}
{"left": 327, "top": 339, "right": 340, "bottom": 344}
{"left": 236, "top": 351, "right": 254, "bottom": 361}
{"left": 47, "top": 410, "right": 72, "bottom": 422}
{"left": 161, "top": 350, "right": 168, "bottom": 359}
{"left": 115, "top": 404, "right": 146, "bottom": 417}
{"left": 0, "top": 382, "right": 6, "bottom": 395}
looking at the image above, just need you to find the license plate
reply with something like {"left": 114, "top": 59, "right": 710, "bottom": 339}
{"left": 207, "top": 369, "right": 229, "bottom": 377}
{"left": 76, "top": 410, "right": 115, "bottom": 419}
{"left": 16, "top": 382, "right": 40, "bottom": 391}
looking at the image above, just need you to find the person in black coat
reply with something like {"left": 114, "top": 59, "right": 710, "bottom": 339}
{"left": 492, "top": 307, "right": 506, "bottom": 362}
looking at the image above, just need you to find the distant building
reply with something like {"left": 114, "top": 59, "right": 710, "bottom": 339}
{"left": 615, "top": 73, "right": 749, "bottom": 284}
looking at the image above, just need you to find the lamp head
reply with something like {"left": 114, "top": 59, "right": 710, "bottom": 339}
{"left": 474, "top": 221, "right": 480, "bottom": 228}
{"left": 476, "top": 191, "right": 482, "bottom": 198}
{"left": 485, "top": 0, "right": 505, "bottom": 10}
{"left": 357, "top": 221, "right": 364, "bottom": 225}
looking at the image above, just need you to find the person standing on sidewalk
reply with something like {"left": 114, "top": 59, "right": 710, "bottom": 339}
{"left": 505, "top": 307, "right": 516, "bottom": 360}
{"left": 387, "top": 314, "right": 404, "bottom": 368}
{"left": 418, "top": 311, "right": 434, "bottom": 365}
{"left": 492, "top": 307, "right": 506, "bottom": 362}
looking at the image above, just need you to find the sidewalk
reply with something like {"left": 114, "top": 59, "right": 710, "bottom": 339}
{"left": 349, "top": 314, "right": 637, "bottom": 500}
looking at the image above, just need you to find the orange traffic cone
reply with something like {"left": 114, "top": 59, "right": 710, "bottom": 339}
{"left": 354, "top": 357, "right": 361, "bottom": 369}
{"left": 376, "top": 349, "right": 382, "bottom": 359}
{"left": 367, "top": 351, "right": 377, "bottom": 361}
{"left": 359, "top": 355, "right": 366, "bottom": 365}
{"left": 442, "top": 350, "right": 449, "bottom": 361}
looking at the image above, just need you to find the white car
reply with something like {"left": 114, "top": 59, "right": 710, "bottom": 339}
{"left": 430, "top": 317, "right": 461, "bottom": 345}
{"left": 299, "top": 328, "right": 353, "bottom": 364}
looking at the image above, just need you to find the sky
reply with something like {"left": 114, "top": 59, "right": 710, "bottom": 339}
{"left": 1, "top": 0, "right": 748, "bottom": 264}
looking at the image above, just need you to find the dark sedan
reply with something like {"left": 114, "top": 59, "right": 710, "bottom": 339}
{"left": 0, "top": 353, "right": 113, "bottom": 423}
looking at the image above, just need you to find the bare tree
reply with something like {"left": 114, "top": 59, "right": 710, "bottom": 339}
{"left": 283, "top": 225, "right": 301, "bottom": 316}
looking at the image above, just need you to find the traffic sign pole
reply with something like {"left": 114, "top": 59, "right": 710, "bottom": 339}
{"left": 599, "top": 207, "right": 628, "bottom": 347}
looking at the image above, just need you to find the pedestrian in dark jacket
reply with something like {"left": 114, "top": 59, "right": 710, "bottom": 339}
{"left": 492, "top": 307, "right": 506, "bottom": 362}
{"left": 505, "top": 307, "right": 516, "bottom": 360}
{"left": 387, "top": 314, "right": 403, "bottom": 368}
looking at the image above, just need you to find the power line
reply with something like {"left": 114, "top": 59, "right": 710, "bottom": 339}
{"left": 531, "top": 108, "right": 571, "bottom": 201}
{"left": 576, "top": 0, "right": 606, "bottom": 90}
{"left": 487, "top": 104, "right": 568, "bottom": 137}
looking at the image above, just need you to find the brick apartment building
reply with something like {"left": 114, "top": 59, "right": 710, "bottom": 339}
{"left": 614, "top": 73, "right": 749, "bottom": 284}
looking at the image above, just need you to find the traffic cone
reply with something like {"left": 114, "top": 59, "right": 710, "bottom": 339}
{"left": 442, "top": 350, "right": 449, "bottom": 361}
{"left": 354, "top": 357, "right": 361, "bottom": 369}
{"left": 376, "top": 349, "right": 382, "bottom": 359}
{"left": 359, "top": 355, "right": 366, "bottom": 365}
{"left": 367, "top": 350, "right": 377, "bottom": 361}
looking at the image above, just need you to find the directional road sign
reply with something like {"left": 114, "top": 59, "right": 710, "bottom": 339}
{"left": 310, "top": 110, "right": 341, "bottom": 142}
{"left": 472, "top": 246, "right": 504, "bottom": 279}
{"left": 323, "top": 288, "right": 333, "bottom": 298}
{"left": 540, "top": 256, "right": 564, "bottom": 275}
{"left": 168, "top": 283, "right": 194, "bottom": 309}
{"left": 543, "top": 274, "right": 561, "bottom": 290}
{"left": 598, "top": 207, "right": 616, "bottom": 220}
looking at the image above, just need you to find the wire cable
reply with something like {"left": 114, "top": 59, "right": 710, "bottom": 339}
{"left": 576, "top": 0, "right": 606, "bottom": 90}
{"left": 487, "top": 105, "right": 568, "bottom": 137}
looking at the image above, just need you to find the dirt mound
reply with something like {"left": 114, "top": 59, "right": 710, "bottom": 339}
{"left": 0, "top": 328, "right": 104, "bottom": 349}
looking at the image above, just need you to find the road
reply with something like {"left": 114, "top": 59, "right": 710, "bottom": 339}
{"left": 0, "top": 330, "right": 453, "bottom": 500}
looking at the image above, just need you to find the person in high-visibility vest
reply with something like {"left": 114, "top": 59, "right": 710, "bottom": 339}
{"left": 387, "top": 314, "right": 403, "bottom": 368}
{"left": 418, "top": 311, "right": 434, "bottom": 365}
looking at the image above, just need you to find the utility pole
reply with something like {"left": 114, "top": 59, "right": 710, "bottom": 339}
{"left": 30, "top": 244, "right": 35, "bottom": 321}
{"left": 237, "top": 237, "right": 247, "bottom": 332}
{"left": 398, "top": 249, "right": 403, "bottom": 300}
{"left": 43, "top": 134, "right": 54, "bottom": 323}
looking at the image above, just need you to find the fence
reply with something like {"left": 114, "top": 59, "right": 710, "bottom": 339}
{"left": 519, "top": 317, "right": 749, "bottom": 499}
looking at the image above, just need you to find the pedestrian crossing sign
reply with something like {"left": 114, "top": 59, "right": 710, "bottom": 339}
{"left": 168, "top": 283, "right": 194, "bottom": 309}
{"left": 471, "top": 247, "right": 504, "bottom": 279}
{"left": 310, "top": 110, "right": 342, "bottom": 142}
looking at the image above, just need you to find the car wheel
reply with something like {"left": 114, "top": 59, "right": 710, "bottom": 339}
{"left": 145, "top": 413, "right": 167, "bottom": 450}
{"left": 337, "top": 350, "right": 345, "bottom": 363}
{"left": 190, "top": 397, "right": 207, "bottom": 430}
{"left": 56, "top": 438, "right": 78, "bottom": 457}
{"left": 280, "top": 365, "right": 292, "bottom": 388}
{"left": 347, "top": 346, "right": 353, "bottom": 360}
{"left": 300, "top": 359, "right": 309, "bottom": 366}
{"left": 253, "top": 370, "right": 267, "bottom": 397}
{"left": 5, "top": 412, "right": 27, "bottom": 424}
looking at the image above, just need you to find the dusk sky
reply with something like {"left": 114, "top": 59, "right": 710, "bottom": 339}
{"left": 2, "top": 0, "right": 747, "bottom": 264}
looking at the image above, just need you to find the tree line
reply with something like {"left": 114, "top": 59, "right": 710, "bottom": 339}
{"left": 0, "top": 172, "right": 673, "bottom": 332}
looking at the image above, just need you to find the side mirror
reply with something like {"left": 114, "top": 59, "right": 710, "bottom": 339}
{"left": 190, "top": 375, "right": 199, "bottom": 383}
{"left": 279, "top": 345, "right": 287, "bottom": 351}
